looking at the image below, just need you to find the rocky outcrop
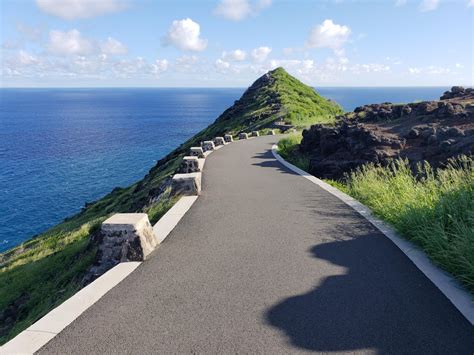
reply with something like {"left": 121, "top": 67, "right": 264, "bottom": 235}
{"left": 440, "top": 86, "right": 474, "bottom": 100}
{"left": 300, "top": 87, "right": 474, "bottom": 180}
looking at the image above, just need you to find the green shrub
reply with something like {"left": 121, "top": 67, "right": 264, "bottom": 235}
{"left": 277, "top": 133, "right": 310, "bottom": 171}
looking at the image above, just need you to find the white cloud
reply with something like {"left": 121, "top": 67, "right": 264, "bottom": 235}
{"left": 214, "top": 0, "right": 272, "bottom": 21}
{"left": 395, "top": 0, "right": 407, "bottom": 6}
{"left": 222, "top": 49, "right": 247, "bottom": 61}
{"left": 17, "top": 50, "right": 38, "bottom": 66}
{"left": 351, "top": 63, "right": 390, "bottom": 73}
{"left": 100, "top": 37, "right": 127, "bottom": 55}
{"left": 419, "top": 0, "right": 440, "bottom": 11}
{"left": 409, "top": 67, "right": 422, "bottom": 74}
{"left": 468, "top": 0, "right": 474, "bottom": 7}
{"left": 48, "top": 29, "right": 94, "bottom": 56}
{"left": 163, "top": 18, "right": 208, "bottom": 52}
{"left": 36, "top": 0, "right": 125, "bottom": 20}
{"left": 250, "top": 46, "right": 272, "bottom": 62}
{"left": 307, "top": 19, "right": 351, "bottom": 51}
{"left": 408, "top": 65, "right": 453, "bottom": 75}
{"left": 151, "top": 59, "right": 169, "bottom": 75}
{"left": 215, "top": 0, "right": 251, "bottom": 21}
{"left": 215, "top": 58, "right": 231, "bottom": 71}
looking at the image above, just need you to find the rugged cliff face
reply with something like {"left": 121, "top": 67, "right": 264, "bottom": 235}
{"left": 300, "top": 86, "right": 474, "bottom": 180}
{"left": 0, "top": 67, "right": 342, "bottom": 344}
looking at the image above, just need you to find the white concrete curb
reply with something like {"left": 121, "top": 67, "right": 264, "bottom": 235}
{"left": 0, "top": 262, "right": 141, "bottom": 355}
{"left": 153, "top": 196, "right": 198, "bottom": 243}
{"left": 1, "top": 193, "right": 200, "bottom": 354}
{"left": 272, "top": 144, "right": 474, "bottom": 325}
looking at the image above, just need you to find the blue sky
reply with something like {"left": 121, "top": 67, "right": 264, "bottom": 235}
{"left": 0, "top": 0, "right": 473, "bottom": 87}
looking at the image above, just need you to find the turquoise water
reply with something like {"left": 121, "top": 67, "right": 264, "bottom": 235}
{"left": 0, "top": 87, "right": 447, "bottom": 251}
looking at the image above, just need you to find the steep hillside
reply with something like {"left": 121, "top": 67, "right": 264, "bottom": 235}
{"left": 213, "top": 67, "right": 343, "bottom": 131}
{"left": 0, "top": 67, "right": 342, "bottom": 344}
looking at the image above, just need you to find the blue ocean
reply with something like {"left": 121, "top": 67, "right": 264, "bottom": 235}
{"left": 0, "top": 87, "right": 447, "bottom": 251}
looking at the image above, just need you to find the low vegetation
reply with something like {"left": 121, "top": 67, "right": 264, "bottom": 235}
{"left": 212, "top": 67, "right": 343, "bottom": 133}
{"left": 343, "top": 157, "right": 474, "bottom": 293}
{"left": 277, "top": 134, "right": 474, "bottom": 294}
{"left": 277, "top": 132, "right": 310, "bottom": 172}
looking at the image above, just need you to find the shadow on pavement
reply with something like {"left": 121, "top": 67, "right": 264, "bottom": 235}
{"left": 265, "top": 234, "right": 474, "bottom": 354}
{"left": 251, "top": 148, "right": 299, "bottom": 177}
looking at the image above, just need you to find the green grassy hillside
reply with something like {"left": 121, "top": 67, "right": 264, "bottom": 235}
{"left": 0, "top": 67, "right": 343, "bottom": 344}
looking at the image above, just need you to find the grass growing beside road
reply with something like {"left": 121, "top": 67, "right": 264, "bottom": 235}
{"left": 277, "top": 135, "right": 474, "bottom": 293}
{"left": 277, "top": 132, "right": 310, "bottom": 172}
{"left": 344, "top": 157, "right": 474, "bottom": 293}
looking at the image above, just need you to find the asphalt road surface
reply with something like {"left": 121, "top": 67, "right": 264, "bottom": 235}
{"left": 39, "top": 136, "right": 473, "bottom": 354}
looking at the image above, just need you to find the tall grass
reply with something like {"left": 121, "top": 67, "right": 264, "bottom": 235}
{"left": 277, "top": 132, "right": 310, "bottom": 172}
{"left": 344, "top": 157, "right": 474, "bottom": 293}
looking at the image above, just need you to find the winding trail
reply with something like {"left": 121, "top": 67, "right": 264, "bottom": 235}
{"left": 39, "top": 136, "right": 473, "bottom": 354}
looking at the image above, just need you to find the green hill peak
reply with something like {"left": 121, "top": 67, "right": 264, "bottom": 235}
{"left": 213, "top": 67, "right": 344, "bottom": 133}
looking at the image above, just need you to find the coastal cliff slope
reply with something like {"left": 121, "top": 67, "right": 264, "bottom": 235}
{"left": 0, "top": 67, "right": 342, "bottom": 344}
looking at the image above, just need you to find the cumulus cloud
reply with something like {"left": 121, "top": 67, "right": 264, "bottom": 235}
{"left": 48, "top": 29, "right": 94, "bottom": 56}
{"left": 419, "top": 0, "right": 440, "bottom": 11}
{"left": 36, "top": 0, "right": 125, "bottom": 20}
{"left": 151, "top": 59, "right": 169, "bottom": 75}
{"left": 306, "top": 19, "right": 351, "bottom": 51}
{"left": 163, "top": 18, "right": 208, "bottom": 52}
{"left": 215, "top": 58, "right": 231, "bottom": 71}
{"left": 222, "top": 49, "right": 247, "bottom": 61}
{"left": 250, "top": 46, "right": 271, "bottom": 62}
{"left": 100, "top": 37, "right": 128, "bottom": 55}
{"left": 214, "top": 0, "right": 272, "bottom": 21}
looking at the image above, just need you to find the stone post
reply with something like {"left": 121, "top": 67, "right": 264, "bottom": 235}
{"left": 202, "top": 141, "right": 215, "bottom": 152}
{"left": 172, "top": 172, "right": 202, "bottom": 195}
{"left": 98, "top": 213, "right": 157, "bottom": 266}
{"left": 180, "top": 156, "right": 204, "bottom": 173}
{"left": 190, "top": 147, "right": 205, "bottom": 158}
{"left": 213, "top": 137, "right": 226, "bottom": 146}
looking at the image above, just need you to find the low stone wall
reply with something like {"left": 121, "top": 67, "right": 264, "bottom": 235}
{"left": 213, "top": 137, "right": 225, "bottom": 146}
{"left": 202, "top": 140, "right": 215, "bottom": 152}
{"left": 172, "top": 172, "right": 202, "bottom": 195}
{"left": 190, "top": 147, "right": 205, "bottom": 158}
{"left": 180, "top": 156, "right": 205, "bottom": 173}
{"left": 239, "top": 133, "right": 249, "bottom": 140}
{"left": 251, "top": 131, "right": 259, "bottom": 137}
{"left": 91, "top": 214, "right": 157, "bottom": 276}
{"left": 224, "top": 134, "right": 233, "bottom": 143}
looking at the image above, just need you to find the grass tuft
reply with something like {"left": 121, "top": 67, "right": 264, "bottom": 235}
{"left": 343, "top": 156, "right": 474, "bottom": 293}
{"left": 277, "top": 132, "right": 310, "bottom": 172}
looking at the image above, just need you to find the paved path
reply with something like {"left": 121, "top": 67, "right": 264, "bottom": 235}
{"left": 39, "top": 136, "right": 473, "bottom": 354}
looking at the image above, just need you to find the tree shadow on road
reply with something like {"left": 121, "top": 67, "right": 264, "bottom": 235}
{"left": 265, "top": 235, "right": 474, "bottom": 354}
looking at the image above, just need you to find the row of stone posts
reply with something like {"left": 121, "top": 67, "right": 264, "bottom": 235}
{"left": 96, "top": 129, "right": 277, "bottom": 267}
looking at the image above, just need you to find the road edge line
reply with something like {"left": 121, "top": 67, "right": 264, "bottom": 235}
{"left": 271, "top": 144, "right": 474, "bottom": 325}
{"left": 1, "top": 192, "right": 200, "bottom": 354}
